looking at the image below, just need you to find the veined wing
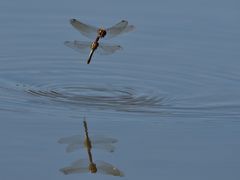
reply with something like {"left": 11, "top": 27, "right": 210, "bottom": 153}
{"left": 61, "top": 159, "right": 124, "bottom": 177}
{"left": 105, "top": 20, "right": 135, "bottom": 39}
{"left": 69, "top": 19, "right": 135, "bottom": 39}
{"left": 70, "top": 19, "right": 98, "bottom": 39}
{"left": 71, "top": 159, "right": 89, "bottom": 167}
{"left": 64, "top": 41, "right": 122, "bottom": 55}
{"left": 98, "top": 43, "right": 122, "bottom": 55}
{"left": 58, "top": 135, "right": 83, "bottom": 153}
{"left": 60, "top": 159, "right": 89, "bottom": 175}
{"left": 58, "top": 135, "right": 82, "bottom": 144}
{"left": 91, "top": 135, "right": 118, "bottom": 152}
{"left": 90, "top": 135, "right": 118, "bottom": 144}
{"left": 105, "top": 20, "right": 128, "bottom": 39}
{"left": 58, "top": 134, "right": 118, "bottom": 152}
{"left": 64, "top": 40, "right": 90, "bottom": 54}
{"left": 122, "top": 24, "right": 135, "bottom": 33}
{"left": 95, "top": 160, "right": 124, "bottom": 177}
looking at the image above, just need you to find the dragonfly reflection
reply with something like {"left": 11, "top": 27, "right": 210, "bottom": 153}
{"left": 65, "top": 19, "right": 135, "bottom": 64}
{"left": 59, "top": 120, "right": 124, "bottom": 177}
{"left": 58, "top": 125, "right": 117, "bottom": 153}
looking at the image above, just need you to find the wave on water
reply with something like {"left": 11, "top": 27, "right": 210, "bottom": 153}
{"left": 25, "top": 83, "right": 240, "bottom": 118}
{"left": 1, "top": 79, "right": 240, "bottom": 118}
{"left": 25, "top": 83, "right": 168, "bottom": 113}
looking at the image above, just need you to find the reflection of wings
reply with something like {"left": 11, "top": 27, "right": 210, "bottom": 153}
{"left": 69, "top": 19, "right": 135, "bottom": 39}
{"left": 64, "top": 41, "right": 122, "bottom": 55}
{"left": 60, "top": 159, "right": 124, "bottom": 177}
{"left": 95, "top": 160, "right": 124, "bottom": 177}
{"left": 58, "top": 135, "right": 118, "bottom": 153}
{"left": 60, "top": 159, "right": 89, "bottom": 175}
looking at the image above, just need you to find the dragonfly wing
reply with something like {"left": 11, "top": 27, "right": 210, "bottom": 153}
{"left": 71, "top": 159, "right": 89, "bottom": 167}
{"left": 90, "top": 135, "right": 118, "bottom": 144}
{"left": 70, "top": 19, "right": 98, "bottom": 39}
{"left": 92, "top": 143, "right": 116, "bottom": 153}
{"left": 58, "top": 135, "right": 83, "bottom": 153}
{"left": 66, "top": 143, "right": 82, "bottom": 153}
{"left": 105, "top": 20, "right": 128, "bottom": 39}
{"left": 64, "top": 40, "right": 91, "bottom": 54}
{"left": 97, "top": 43, "right": 122, "bottom": 55}
{"left": 60, "top": 166, "right": 89, "bottom": 175}
{"left": 90, "top": 135, "right": 118, "bottom": 152}
{"left": 58, "top": 135, "right": 82, "bottom": 144}
{"left": 96, "top": 160, "right": 124, "bottom": 177}
{"left": 60, "top": 159, "right": 89, "bottom": 175}
{"left": 60, "top": 160, "right": 89, "bottom": 174}
{"left": 123, "top": 24, "right": 135, "bottom": 33}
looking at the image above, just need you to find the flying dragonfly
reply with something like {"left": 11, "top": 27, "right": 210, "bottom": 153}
{"left": 64, "top": 18, "right": 135, "bottom": 64}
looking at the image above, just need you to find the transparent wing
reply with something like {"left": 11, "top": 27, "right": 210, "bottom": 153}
{"left": 69, "top": 19, "right": 135, "bottom": 39}
{"left": 58, "top": 135, "right": 83, "bottom": 144}
{"left": 61, "top": 159, "right": 124, "bottom": 176}
{"left": 92, "top": 143, "right": 116, "bottom": 152}
{"left": 95, "top": 160, "right": 124, "bottom": 177}
{"left": 70, "top": 19, "right": 98, "bottom": 39}
{"left": 64, "top": 40, "right": 91, "bottom": 54}
{"left": 58, "top": 134, "right": 118, "bottom": 152}
{"left": 122, "top": 24, "right": 135, "bottom": 33}
{"left": 90, "top": 135, "right": 118, "bottom": 144}
{"left": 64, "top": 41, "right": 122, "bottom": 55}
{"left": 97, "top": 43, "right": 122, "bottom": 55}
{"left": 71, "top": 159, "right": 89, "bottom": 167}
{"left": 91, "top": 135, "right": 117, "bottom": 152}
{"left": 66, "top": 143, "right": 82, "bottom": 153}
{"left": 58, "top": 135, "right": 117, "bottom": 144}
{"left": 59, "top": 159, "right": 89, "bottom": 175}
{"left": 105, "top": 20, "right": 128, "bottom": 39}
{"left": 60, "top": 166, "right": 89, "bottom": 175}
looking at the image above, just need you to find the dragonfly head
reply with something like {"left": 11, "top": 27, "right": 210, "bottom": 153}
{"left": 98, "top": 28, "right": 107, "bottom": 38}
{"left": 89, "top": 163, "right": 97, "bottom": 173}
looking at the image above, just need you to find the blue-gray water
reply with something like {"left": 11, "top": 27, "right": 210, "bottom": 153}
{"left": 1, "top": 0, "right": 240, "bottom": 179}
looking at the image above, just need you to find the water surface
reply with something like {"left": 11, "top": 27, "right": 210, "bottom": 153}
{"left": 1, "top": 0, "right": 240, "bottom": 179}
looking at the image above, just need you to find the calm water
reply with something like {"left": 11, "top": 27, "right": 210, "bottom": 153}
{"left": 1, "top": 0, "right": 240, "bottom": 179}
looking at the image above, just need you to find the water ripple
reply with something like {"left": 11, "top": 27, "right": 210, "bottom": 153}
{"left": 1, "top": 79, "right": 240, "bottom": 118}
{"left": 25, "top": 83, "right": 168, "bottom": 113}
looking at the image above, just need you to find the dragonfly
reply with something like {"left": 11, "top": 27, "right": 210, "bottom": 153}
{"left": 58, "top": 120, "right": 117, "bottom": 153}
{"left": 59, "top": 120, "right": 124, "bottom": 176}
{"left": 64, "top": 18, "right": 135, "bottom": 64}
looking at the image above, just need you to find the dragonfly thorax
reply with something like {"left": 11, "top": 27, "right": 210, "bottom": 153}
{"left": 91, "top": 41, "right": 99, "bottom": 50}
{"left": 98, "top": 28, "right": 107, "bottom": 38}
{"left": 89, "top": 163, "right": 97, "bottom": 173}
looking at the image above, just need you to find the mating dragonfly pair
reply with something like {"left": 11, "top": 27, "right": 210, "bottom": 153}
{"left": 65, "top": 19, "right": 135, "bottom": 64}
